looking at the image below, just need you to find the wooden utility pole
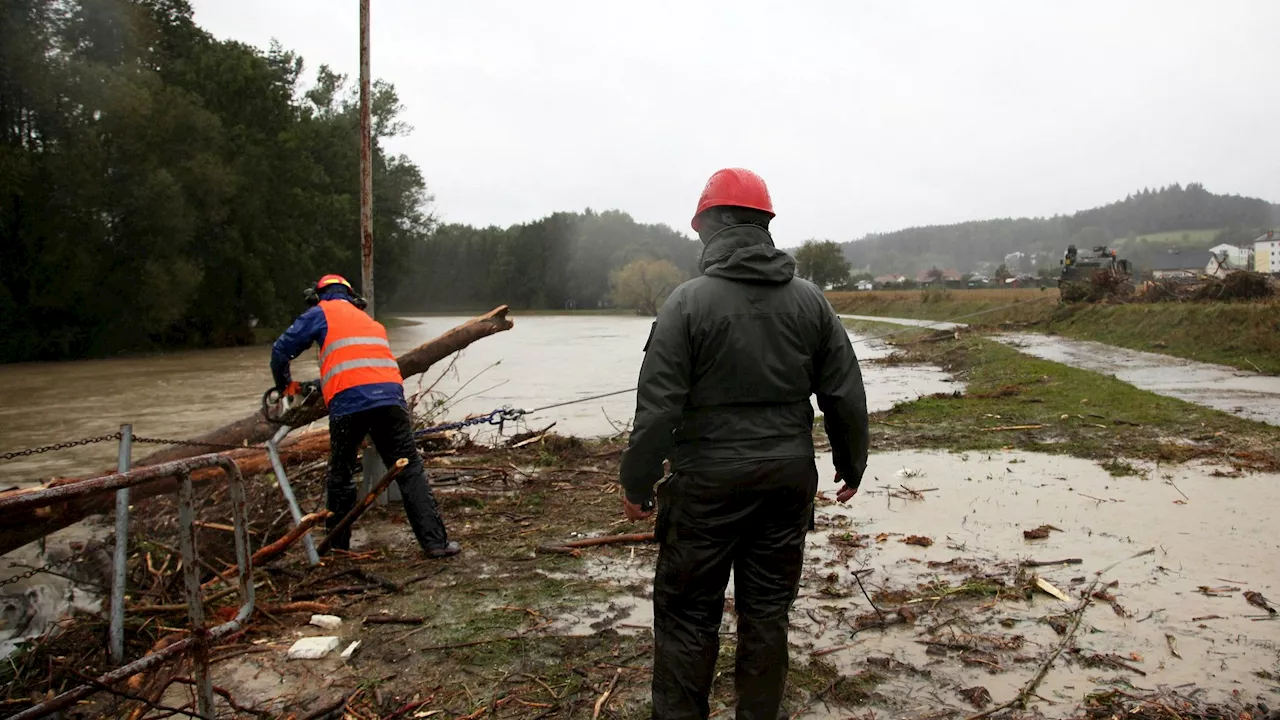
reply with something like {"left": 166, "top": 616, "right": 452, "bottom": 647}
{"left": 359, "top": 0, "right": 374, "bottom": 317}
{"left": 358, "top": 0, "right": 386, "bottom": 497}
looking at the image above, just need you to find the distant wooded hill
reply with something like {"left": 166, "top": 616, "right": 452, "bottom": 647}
{"left": 840, "top": 184, "right": 1279, "bottom": 275}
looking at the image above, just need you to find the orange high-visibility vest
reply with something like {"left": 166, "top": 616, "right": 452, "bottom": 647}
{"left": 317, "top": 299, "right": 403, "bottom": 403}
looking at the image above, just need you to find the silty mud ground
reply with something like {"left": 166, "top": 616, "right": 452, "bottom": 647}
{"left": 126, "top": 449, "right": 1280, "bottom": 719}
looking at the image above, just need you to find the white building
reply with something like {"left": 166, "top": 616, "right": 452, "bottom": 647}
{"left": 1254, "top": 231, "right": 1279, "bottom": 274}
{"left": 1208, "top": 243, "right": 1252, "bottom": 270}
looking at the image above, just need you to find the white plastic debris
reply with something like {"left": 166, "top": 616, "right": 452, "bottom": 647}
{"left": 340, "top": 640, "right": 362, "bottom": 660}
{"left": 286, "top": 636, "right": 340, "bottom": 660}
{"left": 309, "top": 614, "right": 343, "bottom": 630}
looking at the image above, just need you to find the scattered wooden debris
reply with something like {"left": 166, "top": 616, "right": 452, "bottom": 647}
{"left": 1033, "top": 576, "right": 1071, "bottom": 602}
{"left": 1245, "top": 590, "right": 1276, "bottom": 614}
{"left": 1022, "top": 524, "right": 1062, "bottom": 540}
{"left": 1020, "top": 557, "right": 1082, "bottom": 568}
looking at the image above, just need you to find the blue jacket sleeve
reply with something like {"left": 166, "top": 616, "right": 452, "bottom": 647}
{"left": 270, "top": 307, "right": 327, "bottom": 390}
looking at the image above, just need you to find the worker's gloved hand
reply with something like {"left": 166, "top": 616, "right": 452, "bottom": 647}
{"left": 622, "top": 494, "right": 654, "bottom": 521}
{"left": 283, "top": 381, "right": 303, "bottom": 396}
{"left": 834, "top": 470, "right": 858, "bottom": 504}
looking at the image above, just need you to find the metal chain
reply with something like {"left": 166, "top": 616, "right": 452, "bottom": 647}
{"left": 414, "top": 406, "right": 526, "bottom": 437}
{"left": 0, "top": 540, "right": 104, "bottom": 589}
{"left": 130, "top": 436, "right": 260, "bottom": 452}
{"left": 0, "top": 434, "right": 123, "bottom": 461}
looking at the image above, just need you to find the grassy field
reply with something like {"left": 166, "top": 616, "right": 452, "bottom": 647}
{"left": 843, "top": 319, "right": 1280, "bottom": 471}
{"left": 827, "top": 288, "right": 1060, "bottom": 325}
{"left": 828, "top": 288, "right": 1280, "bottom": 374}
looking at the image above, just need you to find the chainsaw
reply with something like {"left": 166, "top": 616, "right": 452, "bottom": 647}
{"left": 262, "top": 380, "right": 322, "bottom": 425}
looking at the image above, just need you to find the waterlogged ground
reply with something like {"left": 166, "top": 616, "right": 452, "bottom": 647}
{"left": 129, "top": 449, "right": 1280, "bottom": 719}
{"left": 994, "top": 333, "right": 1280, "bottom": 427}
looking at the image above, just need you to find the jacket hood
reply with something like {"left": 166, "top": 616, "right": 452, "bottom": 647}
{"left": 699, "top": 225, "right": 795, "bottom": 285}
{"left": 319, "top": 288, "right": 355, "bottom": 302}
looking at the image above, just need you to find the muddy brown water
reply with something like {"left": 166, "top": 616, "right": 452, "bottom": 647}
{"left": 0, "top": 315, "right": 957, "bottom": 484}
{"left": 185, "top": 450, "right": 1280, "bottom": 718}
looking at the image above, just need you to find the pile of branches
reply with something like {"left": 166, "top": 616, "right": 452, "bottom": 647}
{"left": 1192, "top": 270, "right": 1276, "bottom": 301}
{"left": 1060, "top": 270, "right": 1134, "bottom": 304}
{"left": 1134, "top": 271, "right": 1275, "bottom": 304}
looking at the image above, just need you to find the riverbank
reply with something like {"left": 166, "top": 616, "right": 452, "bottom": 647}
{"left": 844, "top": 318, "right": 1280, "bottom": 472}
{"left": 827, "top": 289, "right": 1280, "bottom": 374}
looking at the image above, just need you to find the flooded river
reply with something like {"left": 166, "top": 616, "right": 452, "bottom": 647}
{"left": 0, "top": 314, "right": 957, "bottom": 661}
{"left": 0, "top": 314, "right": 957, "bottom": 485}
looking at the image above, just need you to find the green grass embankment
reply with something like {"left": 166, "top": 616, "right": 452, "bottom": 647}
{"left": 828, "top": 289, "right": 1280, "bottom": 375}
{"left": 842, "top": 319, "right": 1280, "bottom": 471}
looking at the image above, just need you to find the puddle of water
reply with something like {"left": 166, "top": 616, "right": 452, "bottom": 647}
{"left": 0, "top": 523, "right": 108, "bottom": 658}
{"left": 995, "top": 333, "right": 1280, "bottom": 426}
{"left": 839, "top": 314, "right": 968, "bottom": 331}
{"left": 555, "top": 450, "right": 1280, "bottom": 716}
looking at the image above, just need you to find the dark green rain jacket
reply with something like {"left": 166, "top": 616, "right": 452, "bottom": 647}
{"left": 618, "top": 224, "right": 869, "bottom": 504}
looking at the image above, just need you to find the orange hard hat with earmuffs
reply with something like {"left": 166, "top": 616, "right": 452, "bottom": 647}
{"left": 316, "top": 274, "right": 353, "bottom": 292}
{"left": 691, "top": 168, "right": 775, "bottom": 231}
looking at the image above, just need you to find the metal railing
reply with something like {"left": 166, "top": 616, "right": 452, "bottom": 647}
{"left": 2, "top": 446, "right": 256, "bottom": 720}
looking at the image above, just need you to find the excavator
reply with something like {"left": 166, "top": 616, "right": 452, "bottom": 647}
{"left": 1058, "top": 243, "right": 1133, "bottom": 292}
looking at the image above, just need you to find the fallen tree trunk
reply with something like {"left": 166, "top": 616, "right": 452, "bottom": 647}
{"left": 138, "top": 306, "right": 514, "bottom": 466}
{"left": 0, "top": 307, "right": 513, "bottom": 557}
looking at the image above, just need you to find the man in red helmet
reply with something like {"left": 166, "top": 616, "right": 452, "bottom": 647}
{"left": 271, "top": 274, "right": 460, "bottom": 559}
{"left": 619, "top": 169, "right": 868, "bottom": 719}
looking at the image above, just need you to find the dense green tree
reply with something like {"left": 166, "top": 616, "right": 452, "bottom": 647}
{"left": 794, "top": 239, "right": 852, "bottom": 290}
{"left": 0, "top": 0, "right": 433, "bottom": 361}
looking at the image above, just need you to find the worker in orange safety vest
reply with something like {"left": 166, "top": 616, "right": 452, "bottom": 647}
{"left": 270, "top": 274, "right": 460, "bottom": 558}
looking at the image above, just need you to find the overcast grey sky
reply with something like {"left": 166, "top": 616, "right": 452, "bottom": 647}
{"left": 190, "top": 1, "right": 1280, "bottom": 246}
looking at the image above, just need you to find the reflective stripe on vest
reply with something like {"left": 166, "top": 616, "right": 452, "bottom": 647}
{"left": 317, "top": 299, "right": 403, "bottom": 403}
{"left": 319, "top": 336, "right": 390, "bottom": 364}
{"left": 321, "top": 357, "right": 400, "bottom": 386}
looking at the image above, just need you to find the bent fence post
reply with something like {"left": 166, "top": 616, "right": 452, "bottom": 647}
{"left": 109, "top": 423, "right": 132, "bottom": 665}
{"left": 8, "top": 454, "right": 256, "bottom": 720}
{"left": 266, "top": 425, "right": 320, "bottom": 565}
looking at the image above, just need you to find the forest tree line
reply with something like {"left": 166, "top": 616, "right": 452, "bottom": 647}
{"left": 1, "top": 0, "right": 432, "bottom": 362}
{"left": 395, "top": 210, "right": 700, "bottom": 313}
{"left": 841, "top": 184, "right": 1279, "bottom": 275}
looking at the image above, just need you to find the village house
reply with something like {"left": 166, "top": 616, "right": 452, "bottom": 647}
{"left": 873, "top": 274, "right": 907, "bottom": 287}
{"left": 1254, "top": 231, "right": 1278, "bottom": 274}
{"left": 1206, "top": 244, "right": 1253, "bottom": 278}
{"left": 914, "top": 268, "right": 963, "bottom": 285}
{"left": 1150, "top": 250, "right": 1213, "bottom": 281}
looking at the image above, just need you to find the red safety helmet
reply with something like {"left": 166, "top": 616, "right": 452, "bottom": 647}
{"left": 316, "top": 274, "right": 353, "bottom": 292}
{"left": 691, "top": 168, "right": 775, "bottom": 231}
